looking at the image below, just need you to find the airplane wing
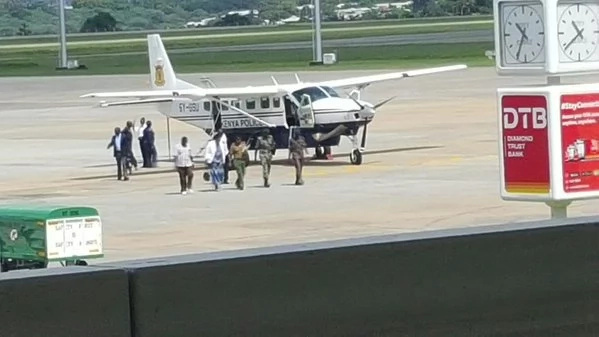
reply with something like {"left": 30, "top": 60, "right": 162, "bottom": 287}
{"left": 318, "top": 64, "right": 468, "bottom": 89}
{"left": 81, "top": 85, "right": 286, "bottom": 100}
{"left": 202, "top": 86, "right": 286, "bottom": 97}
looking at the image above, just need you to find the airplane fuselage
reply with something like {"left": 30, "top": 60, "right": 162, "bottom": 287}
{"left": 158, "top": 85, "right": 375, "bottom": 150}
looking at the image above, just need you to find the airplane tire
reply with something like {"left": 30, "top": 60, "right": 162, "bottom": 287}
{"left": 350, "top": 149, "right": 362, "bottom": 165}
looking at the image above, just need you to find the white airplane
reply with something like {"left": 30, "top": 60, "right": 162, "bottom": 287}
{"left": 81, "top": 34, "right": 467, "bottom": 165}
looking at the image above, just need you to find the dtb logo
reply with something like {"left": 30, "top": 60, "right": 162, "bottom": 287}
{"left": 503, "top": 107, "right": 547, "bottom": 130}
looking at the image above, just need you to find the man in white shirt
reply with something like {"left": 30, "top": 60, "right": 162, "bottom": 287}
{"left": 204, "top": 130, "right": 228, "bottom": 191}
{"left": 218, "top": 130, "right": 230, "bottom": 184}
{"left": 135, "top": 117, "right": 147, "bottom": 167}
{"left": 175, "top": 136, "right": 194, "bottom": 195}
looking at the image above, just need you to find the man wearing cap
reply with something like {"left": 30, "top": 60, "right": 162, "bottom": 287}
{"left": 289, "top": 130, "right": 308, "bottom": 186}
{"left": 256, "top": 129, "right": 275, "bottom": 187}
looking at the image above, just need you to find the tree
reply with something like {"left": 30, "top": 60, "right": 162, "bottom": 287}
{"left": 17, "top": 22, "right": 31, "bottom": 36}
{"left": 80, "top": 11, "right": 117, "bottom": 32}
{"left": 1, "top": 0, "right": 27, "bottom": 17}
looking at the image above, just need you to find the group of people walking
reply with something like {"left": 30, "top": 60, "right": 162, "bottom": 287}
{"left": 107, "top": 118, "right": 156, "bottom": 181}
{"left": 109, "top": 121, "right": 307, "bottom": 192}
{"left": 174, "top": 128, "right": 308, "bottom": 194}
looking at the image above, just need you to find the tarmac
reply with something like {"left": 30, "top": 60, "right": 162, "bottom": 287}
{"left": 1, "top": 67, "right": 598, "bottom": 263}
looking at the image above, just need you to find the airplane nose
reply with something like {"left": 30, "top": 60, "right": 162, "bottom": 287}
{"left": 359, "top": 107, "right": 375, "bottom": 119}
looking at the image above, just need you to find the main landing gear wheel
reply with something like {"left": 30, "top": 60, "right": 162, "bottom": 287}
{"left": 350, "top": 149, "right": 362, "bottom": 165}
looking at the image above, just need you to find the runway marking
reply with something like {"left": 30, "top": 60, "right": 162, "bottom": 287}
{"left": 304, "top": 164, "right": 394, "bottom": 178}
{"left": 407, "top": 156, "right": 463, "bottom": 167}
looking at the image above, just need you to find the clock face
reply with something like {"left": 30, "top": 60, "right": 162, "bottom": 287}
{"left": 557, "top": 3, "right": 599, "bottom": 62}
{"left": 502, "top": 4, "right": 546, "bottom": 65}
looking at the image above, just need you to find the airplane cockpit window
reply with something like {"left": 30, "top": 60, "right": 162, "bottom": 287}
{"left": 320, "top": 86, "right": 340, "bottom": 97}
{"left": 292, "top": 86, "right": 329, "bottom": 103}
{"left": 260, "top": 96, "right": 270, "bottom": 109}
{"left": 221, "top": 101, "right": 229, "bottom": 111}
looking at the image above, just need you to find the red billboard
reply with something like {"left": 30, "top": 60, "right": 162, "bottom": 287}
{"left": 501, "top": 95, "right": 550, "bottom": 194}
{"left": 561, "top": 94, "right": 599, "bottom": 193}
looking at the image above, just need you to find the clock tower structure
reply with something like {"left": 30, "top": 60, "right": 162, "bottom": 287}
{"left": 493, "top": 0, "right": 599, "bottom": 219}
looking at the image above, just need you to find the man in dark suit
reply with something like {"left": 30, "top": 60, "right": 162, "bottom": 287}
{"left": 107, "top": 127, "right": 128, "bottom": 181}
{"left": 142, "top": 120, "right": 157, "bottom": 168}
{"left": 121, "top": 121, "right": 135, "bottom": 178}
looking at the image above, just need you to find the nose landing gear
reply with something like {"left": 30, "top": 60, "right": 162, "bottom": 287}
{"left": 350, "top": 149, "right": 363, "bottom": 165}
{"left": 348, "top": 122, "right": 368, "bottom": 165}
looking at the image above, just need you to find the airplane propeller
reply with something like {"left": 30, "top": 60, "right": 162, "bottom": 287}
{"left": 313, "top": 124, "right": 348, "bottom": 143}
{"left": 373, "top": 95, "right": 397, "bottom": 109}
{"left": 348, "top": 96, "right": 365, "bottom": 110}
{"left": 361, "top": 121, "right": 368, "bottom": 148}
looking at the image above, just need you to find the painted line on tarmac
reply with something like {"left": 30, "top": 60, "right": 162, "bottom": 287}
{"left": 406, "top": 156, "right": 463, "bottom": 167}
{"left": 304, "top": 163, "right": 394, "bottom": 178}
{"left": 1, "top": 20, "right": 492, "bottom": 50}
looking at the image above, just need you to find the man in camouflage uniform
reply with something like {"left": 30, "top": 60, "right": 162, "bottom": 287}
{"left": 257, "top": 129, "right": 275, "bottom": 187}
{"left": 289, "top": 130, "right": 308, "bottom": 185}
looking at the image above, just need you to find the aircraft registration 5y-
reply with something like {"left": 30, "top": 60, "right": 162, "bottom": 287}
{"left": 81, "top": 34, "right": 467, "bottom": 165}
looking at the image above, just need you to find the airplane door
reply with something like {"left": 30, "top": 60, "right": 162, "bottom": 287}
{"left": 298, "top": 94, "right": 315, "bottom": 128}
{"left": 212, "top": 100, "right": 222, "bottom": 131}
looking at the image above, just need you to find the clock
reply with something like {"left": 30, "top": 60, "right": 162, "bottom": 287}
{"left": 501, "top": 3, "right": 546, "bottom": 65}
{"left": 557, "top": 2, "right": 599, "bottom": 62}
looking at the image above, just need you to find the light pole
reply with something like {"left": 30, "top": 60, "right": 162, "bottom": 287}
{"left": 58, "top": 0, "right": 68, "bottom": 69}
{"left": 312, "top": 0, "right": 323, "bottom": 64}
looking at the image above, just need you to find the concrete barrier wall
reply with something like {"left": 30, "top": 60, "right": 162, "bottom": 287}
{"left": 3, "top": 217, "right": 599, "bottom": 337}
{"left": 0, "top": 266, "right": 131, "bottom": 337}
{"left": 102, "top": 217, "right": 599, "bottom": 337}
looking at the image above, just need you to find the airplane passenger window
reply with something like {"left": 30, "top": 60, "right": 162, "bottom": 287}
{"left": 260, "top": 97, "right": 270, "bottom": 109}
{"left": 221, "top": 101, "right": 229, "bottom": 111}
{"left": 273, "top": 97, "right": 281, "bottom": 108}
{"left": 292, "top": 87, "right": 329, "bottom": 103}
{"left": 203, "top": 101, "right": 211, "bottom": 111}
{"left": 321, "top": 86, "right": 340, "bottom": 97}
{"left": 234, "top": 101, "right": 241, "bottom": 109}
{"left": 246, "top": 99, "right": 256, "bottom": 110}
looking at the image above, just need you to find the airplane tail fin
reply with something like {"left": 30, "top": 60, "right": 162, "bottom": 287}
{"left": 147, "top": 34, "right": 196, "bottom": 90}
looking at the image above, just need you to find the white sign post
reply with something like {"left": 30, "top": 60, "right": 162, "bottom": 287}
{"left": 493, "top": 0, "right": 599, "bottom": 218}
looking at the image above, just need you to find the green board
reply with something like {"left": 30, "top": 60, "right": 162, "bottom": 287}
{"left": 0, "top": 206, "right": 102, "bottom": 263}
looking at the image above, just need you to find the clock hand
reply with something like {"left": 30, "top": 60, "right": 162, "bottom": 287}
{"left": 572, "top": 21, "right": 583, "bottom": 36}
{"left": 515, "top": 23, "right": 529, "bottom": 41}
{"left": 515, "top": 24, "right": 527, "bottom": 60}
{"left": 564, "top": 23, "right": 585, "bottom": 51}
{"left": 516, "top": 32, "right": 525, "bottom": 60}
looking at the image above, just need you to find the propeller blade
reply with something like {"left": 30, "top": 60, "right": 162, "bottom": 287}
{"left": 313, "top": 125, "right": 348, "bottom": 143}
{"left": 374, "top": 96, "right": 397, "bottom": 109}
{"left": 361, "top": 122, "right": 368, "bottom": 148}
{"left": 349, "top": 96, "right": 365, "bottom": 110}
{"left": 348, "top": 89, "right": 361, "bottom": 100}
